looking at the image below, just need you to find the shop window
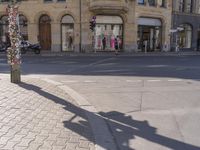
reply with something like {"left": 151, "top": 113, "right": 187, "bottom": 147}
{"left": 137, "top": 17, "right": 162, "bottom": 52}
{"left": 0, "top": 16, "right": 9, "bottom": 44}
{"left": 0, "top": 15, "right": 28, "bottom": 44}
{"left": 178, "top": 24, "right": 192, "bottom": 48}
{"left": 61, "top": 15, "right": 74, "bottom": 51}
{"left": 19, "top": 15, "right": 28, "bottom": 41}
{"left": 94, "top": 16, "right": 123, "bottom": 51}
{"left": 137, "top": 25, "right": 161, "bottom": 52}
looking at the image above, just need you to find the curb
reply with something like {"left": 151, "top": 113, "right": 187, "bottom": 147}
{"left": 42, "top": 78, "right": 117, "bottom": 150}
{"left": 1, "top": 51, "right": 200, "bottom": 57}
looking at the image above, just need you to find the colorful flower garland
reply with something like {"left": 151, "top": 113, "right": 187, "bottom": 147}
{"left": 7, "top": 4, "right": 21, "bottom": 65}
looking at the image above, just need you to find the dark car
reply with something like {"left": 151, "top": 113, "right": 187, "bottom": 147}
{"left": 20, "top": 41, "right": 41, "bottom": 54}
{"left": 0, "top": 42, "right": 9, "bottom": 53}
{"left": 0, "top": 41, "right": 41, "bottom": 54}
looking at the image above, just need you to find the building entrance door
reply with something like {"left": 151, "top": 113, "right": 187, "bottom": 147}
{"left": 137, "top": 17, "right": 162, "bottom": 52}
{"left": 39, "top": 15, "right": 51, "bottom": 50}
{"left": 138, "top": 26, "right": 161, "bottom": 52}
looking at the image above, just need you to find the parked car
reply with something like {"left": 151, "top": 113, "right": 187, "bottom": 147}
{"left": 0, "top": 42, "right": 9, "bottom": 53}
{"left": 0, "top": 41, "right": 41, "bottom": 54}
{"left": 20, "top": 41, "right": 41, "bottom": 54}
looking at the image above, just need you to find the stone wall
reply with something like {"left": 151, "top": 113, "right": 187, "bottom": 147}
{"left": 0, "top": 0, "right": 172, "bottom": 52}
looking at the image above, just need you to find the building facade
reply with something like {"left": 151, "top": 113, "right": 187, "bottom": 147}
{"left": 172, "top": 0, "right": 200, "bottom": 51}
{"left": 0, "top": 0, "right": 172, "bottom": 53}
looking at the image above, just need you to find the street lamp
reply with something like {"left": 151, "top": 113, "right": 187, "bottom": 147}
{"left": 1, "top": 0, "right": 22, "bottom": 83}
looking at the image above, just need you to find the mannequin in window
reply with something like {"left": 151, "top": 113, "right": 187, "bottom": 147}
{"left": 111, "top": 35, "right": 115, "bottom": 50}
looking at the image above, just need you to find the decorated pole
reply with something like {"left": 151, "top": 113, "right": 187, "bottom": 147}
{"left": 6, "top": 3, "right": 21, "bottom": 83}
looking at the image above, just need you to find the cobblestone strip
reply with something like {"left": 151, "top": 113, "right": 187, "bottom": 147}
{"left": 0, "top": 77, "right": 95, "bottom": 150}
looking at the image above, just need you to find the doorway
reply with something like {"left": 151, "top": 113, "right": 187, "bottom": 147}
{"left": 137, "top": 26, "right": 161, "bottom": 52}
{"left": 39, "top": 15, "right": 51, "bottom": 50}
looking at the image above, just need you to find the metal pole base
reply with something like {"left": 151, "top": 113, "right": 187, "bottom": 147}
{"left": 11, "top": 64, "right": 21, "bottom": 83}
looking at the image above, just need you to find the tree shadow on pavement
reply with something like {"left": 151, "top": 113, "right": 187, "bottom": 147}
{"left": 18, "top": 81, "right": 200, "bottom": 150}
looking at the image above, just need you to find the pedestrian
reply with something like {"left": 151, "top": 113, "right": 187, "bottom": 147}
{"left": 102, "top": 36, "right": 106, "bottom": 50}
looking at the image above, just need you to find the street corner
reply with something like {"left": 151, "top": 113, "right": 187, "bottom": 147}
{"left": 0, "top": 77, "right": 96, "bottom": 150}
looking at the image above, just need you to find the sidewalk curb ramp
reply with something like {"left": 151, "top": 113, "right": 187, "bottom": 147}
{"left": 42, "top": 78, "right": 117, "bottom": 150}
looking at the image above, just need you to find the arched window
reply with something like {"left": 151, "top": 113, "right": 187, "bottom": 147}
{"left": 0, "top": 15, "right": 9, "bottom": 43}
{"left": 61, "top": 15, "right": 74, "bottom": 51}
{"left": 0, "top": 15, "right": 28, "bottom": 43}
{"left": 19, "top": 15, "right": 28, "bottom": 40}
{"left": 39, "top": 15, "right": 51, "bottom": 24}
{"left": 178, "top": 24, "right": 192, "bottom": 48}
{"left": 0, "top": 15, "right": 28, "bottom": 42}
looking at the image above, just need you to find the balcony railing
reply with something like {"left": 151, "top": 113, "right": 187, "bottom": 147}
{"left": 89, "top": 0, "right": 129, "bottom": 13}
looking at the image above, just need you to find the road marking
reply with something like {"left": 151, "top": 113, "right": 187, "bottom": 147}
{"left": 147, "top": 80, "right": 161, "bottom": 82}
{"left": 62, "top": 80, "right": 79, "bottom": 83}
{"left": 84, "top": 80, "right": 97, "bottom": 83}
{"left": 126, "top": 80, "right": 142, "bottom": 83}
{"left": 168, "top": 79, "right": 183, "bottom": 82}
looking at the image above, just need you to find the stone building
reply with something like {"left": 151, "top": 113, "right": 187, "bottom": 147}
{"left": 0, "top": 0, "right": 172, "bottom": 53}
{"left": 172, "top": 0, "right": 200, "bottom": 51}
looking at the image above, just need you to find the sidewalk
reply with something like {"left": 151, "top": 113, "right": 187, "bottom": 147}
{"left": 0, "top": 76, "right": 95, "bottom": 150}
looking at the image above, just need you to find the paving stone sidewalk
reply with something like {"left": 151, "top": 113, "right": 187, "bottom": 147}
{"left": 0, "top": 77, "right": 95, "bottom": 150}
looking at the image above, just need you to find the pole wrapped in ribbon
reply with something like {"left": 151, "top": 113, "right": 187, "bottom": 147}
{"left": 7, "top": 4, "right": 21, "bottom": 65}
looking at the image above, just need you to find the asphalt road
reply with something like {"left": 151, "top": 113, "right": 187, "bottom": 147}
{"left": 1, "top": 55, "right": 200, "bottom": 150}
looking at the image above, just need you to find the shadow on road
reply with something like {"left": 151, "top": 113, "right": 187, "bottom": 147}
{"left": 1, "top": 55, "right": 200, "bottom": 80}
{"left": 18, "top": 81, "right": 200, "bottom": 150}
